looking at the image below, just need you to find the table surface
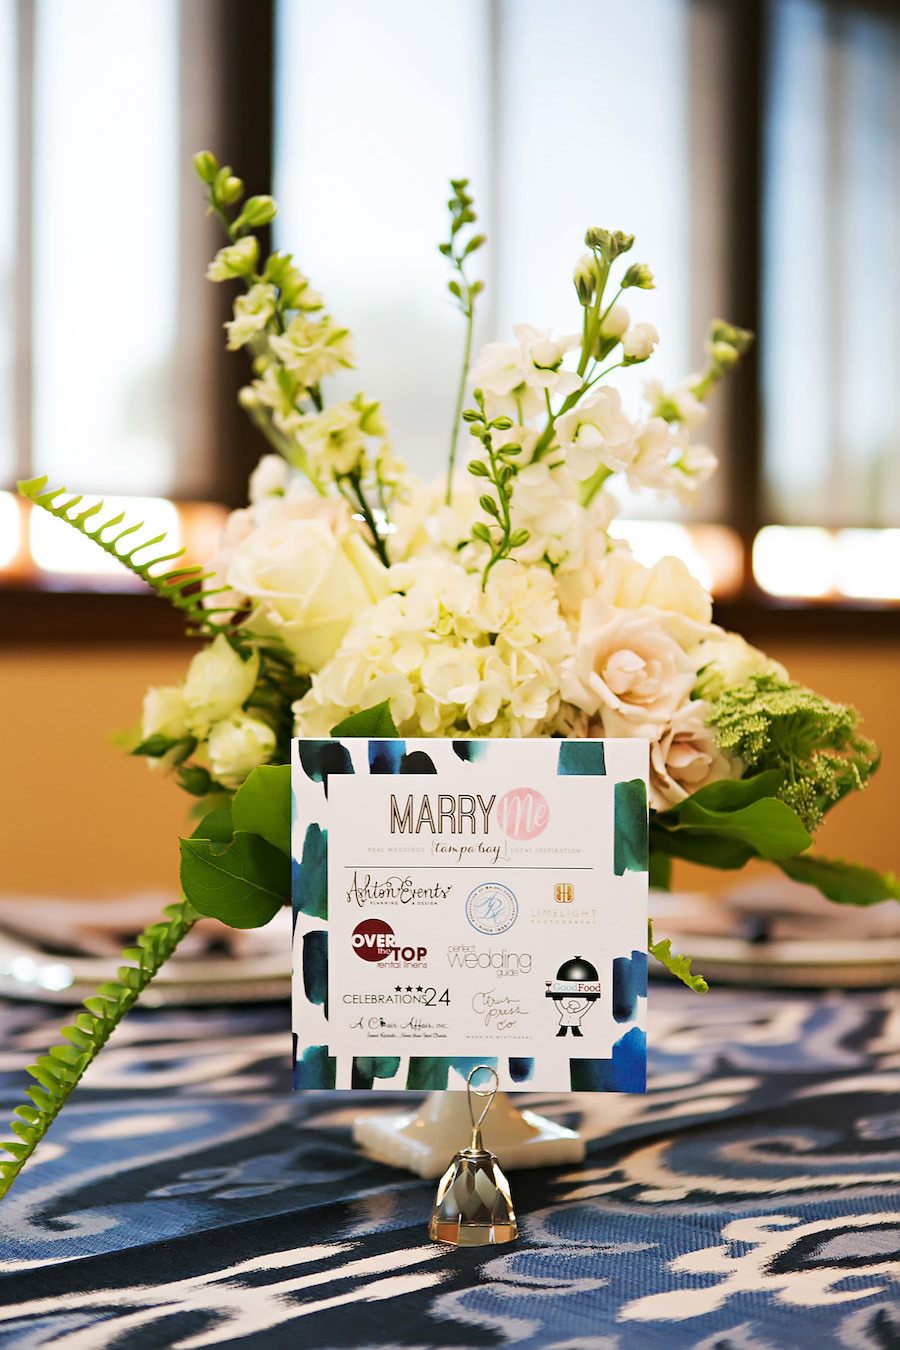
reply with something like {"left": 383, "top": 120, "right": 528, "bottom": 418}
{"left": 1, "top": 983, "right": 898, "bottom": 1349}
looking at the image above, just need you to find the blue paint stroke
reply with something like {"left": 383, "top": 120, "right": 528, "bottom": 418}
{"left": 612, "top": 950, "right": 648, "bottom": 1024}
{"left": 508, "top": 1057, "right": 535, "bottom": 1084}
{"left": 557, "top": 741, "right": 606, "bottom": 776}
{"left": 369, "top": 740, "right": 406, "bottom": 774}
{"left": 568, "top": 1027, "right": 647, "bottom": 1093}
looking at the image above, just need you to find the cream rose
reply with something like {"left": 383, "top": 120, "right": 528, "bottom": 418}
{"left": 595, "top": 550, "right": 714, "bottom": 627}
{"left": 647, "top": 698, "right": 741, "bottom": 809}
{"left": 182, "top": 634, "right": 259, "bottom": 735}
{"left": 207, "top": 713, "right": 276, "bottom": 788}
{"left": 561, "top": 598, "right": 697, "bottom": 733}
{"left": 227, "top": 511, "right": 390, "bottom": 671}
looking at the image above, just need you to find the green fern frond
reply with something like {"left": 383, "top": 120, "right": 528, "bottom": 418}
{"left": 648, "top": 918, "right": 709, "bottom": 992}
{"left": 0, "top": 898, "right": 198, "bottom": 1201}
{"left": 18, "top": 477, "right": 232, "bottom": 638}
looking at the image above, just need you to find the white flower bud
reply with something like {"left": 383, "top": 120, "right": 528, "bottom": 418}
{"left": 248, "top": 454, "right": 288, "bottom": 502}
{"left": 208, "top": 714, "right": 276, "bottom": 788}
{"left": 182, "top": 634, "right": 259, "bottom": 735}
{"left": 623, "top": 322, "right": 660, "bottom": 363}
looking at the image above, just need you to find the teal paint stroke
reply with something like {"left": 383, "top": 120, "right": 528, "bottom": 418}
{"left": 293, "top": 1044, "right": 336, "bottom": 1090}
{"left": 295, "top": 823, "right": 327, "bottom": 919}
{"left": 614, "top": 778, "right": 649, "bottom": 875}
{"left": 405, "top": 1055, "right": 498, "bottom": 1091}
{"left": 301, "top": 930, "right": 328, "bottom": 1015}
{"left": 557, "top": 741, "right": 606, "bottom": 776}
{"left": 352, "top": 1056, "right": 402, "bottom": 1088}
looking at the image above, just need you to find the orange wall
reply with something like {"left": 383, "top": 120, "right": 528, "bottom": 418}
{"left": 1, "top": 639, "right": 897, "bottom": 900}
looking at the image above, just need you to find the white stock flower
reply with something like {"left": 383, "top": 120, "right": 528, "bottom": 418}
{"left": 561, "top": 598, "right": 697, "bottom": 733}
{"left": 182, "top": 635, "right": 260, "bottom": 735}
{"left": 470, "top": 325, "right": 580, "bottom": 419}
{"left": 555, "top": 387, "right": 635, "bottom": 481}
{"left": 141, "top": 686, "right": 190, "bottom": 741}
{"left": 248, "top": 454, "right": 289, "bottom": 502}
{"left": 268, "top": 314, "right": 354, "bottom": 386}
{"left": 513, "top": 324, "right": 581, "bottom": 396}
{"left": 226, "top": 283, "right": 277, "bottom": 350}
{"left": 625, "top": 417, "right": 678, "bottom": 493}
{"left": 295, "top": 397, "right": 387, "bottom": 479}
{"left": 207, "top": 713, "right": 276, "bottom": 788}
{"left": 648, "top": 698, "right": 740, "bottom": 809}
{"left": 600, "top": 304, "right": 630, "bottom": 339}
{"left": 226, "top": 507, "right": 390, "bottom": 671}
{"left": 622, "top": 322, "right": 659, "bottom": 362}
{"left": 669, "top": 439, "right": 718, "bottom": 506}
{"left": 645, "top": 378, "right": 708, "bottom": 431}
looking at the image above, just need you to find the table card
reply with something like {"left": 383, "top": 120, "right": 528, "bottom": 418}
{"left": 292, "top": 738, "right": 649, "bottom": 1093}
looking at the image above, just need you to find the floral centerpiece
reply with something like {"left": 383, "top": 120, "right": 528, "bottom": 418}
{"left": 2, "top": 154, "right": 895, "bottom": 1200}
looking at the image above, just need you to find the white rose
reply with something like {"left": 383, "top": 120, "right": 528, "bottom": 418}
{"left": 693, "top": 631, "right": 788, "bottom": 699}
{"left": 561, "top": 598, "right": 697, "bottom": 732}
{"left": 207, "top": 713, "right": 276, "bottom": 788}
{"left": 182, "top": 634, "right": 260, "bottom": 735}
{"left": 141, "top": 686, "right": 190, "bottom": 741}
{"left": 555, "top": 387, "right": 635, "bottom": 481}
{"left": 248, "top": 454, "right": 289, "bottom": 503}
{"left": 228, "top": 515, "right": 390, "bottom": 671}
{"left": 623, "top": 322, "right": 659, "bottom": 362}
{"left": 648, "top": 699, "right": 741, "bottom": 809}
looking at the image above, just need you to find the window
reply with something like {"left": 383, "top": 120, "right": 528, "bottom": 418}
{"left": 2, "top": 0, "right": 898, "bottom": 607}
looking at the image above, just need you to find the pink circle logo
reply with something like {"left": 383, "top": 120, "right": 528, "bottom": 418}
{"left": 496, "top": 787, "right": 550, "bottom": 840}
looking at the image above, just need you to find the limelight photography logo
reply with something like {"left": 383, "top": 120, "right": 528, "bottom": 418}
{"left": 465, "top": 882, "right": 518, "bottom": 935}
{"left": 496, "top": 787, "right": 550, "bottom": 840}
{"left": 351, "top": 918, "right": 427, "bottom": 965}
{"left": 554, "top": 882, "right": 575, "bottom": 904}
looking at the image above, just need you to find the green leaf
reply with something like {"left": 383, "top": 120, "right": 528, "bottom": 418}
{"left": 232, "top": 764, "right": 291, "bottom": 856}
{"left": 649, "top": 851, "right": 672, "bottom": 891}
{"left": 777, "top": 854, "right": 900, "bottom": 906}
{"left": 330, "top": 701, "right": 399, "bottom": 738}
{"left": 648, "top": 919, "right": 708, "bottom": 992}
{"left": 179, "top": 830, "right": 289, "bottom": 928}
{"left": 650, "top": 822, "right": 756, "bottom": 870}
{"left": 654, "top": 774, "right": 811, "bottom": 862}
{"left": 191, "top": 806, "right": 234, "bottom": 843}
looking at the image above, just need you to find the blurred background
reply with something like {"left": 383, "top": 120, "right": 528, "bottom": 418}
{"left": 1, "top": 0, "right": 898, "bottom": 912}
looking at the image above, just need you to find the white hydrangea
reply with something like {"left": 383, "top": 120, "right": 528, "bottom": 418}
{"left": 293, "top": 558, "right": 573, "bottom": 739}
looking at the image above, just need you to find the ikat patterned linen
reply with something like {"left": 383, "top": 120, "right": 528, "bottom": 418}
{"left": 1, "top": 983, "right": 898, "bottom": 1348}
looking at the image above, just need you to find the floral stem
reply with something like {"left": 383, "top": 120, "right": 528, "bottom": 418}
{"left": 447, "top": 298, "right": 475, "bottom": 504}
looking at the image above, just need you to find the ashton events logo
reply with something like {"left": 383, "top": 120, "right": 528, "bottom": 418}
{"left": 496, "top": 787, "right": 550, "bottom": 840}
{"left": 351, "top": 918, "right": 427, "bottom": 965}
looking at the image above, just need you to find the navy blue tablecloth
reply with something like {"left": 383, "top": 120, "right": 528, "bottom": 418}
{"left": 1, "top": 984, "right": 898, "bottom": 1348}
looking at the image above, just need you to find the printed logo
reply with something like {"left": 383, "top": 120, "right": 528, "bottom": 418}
{"left": 545, "top": 955, "right": 602, "bottom": 1038}
{"left": 554, "top": 882, "right": 575, "bottom": 904}
{"left": 465, "top": 882, "right": 519, "bottom": 935}
{"left": 351, "top": 918, "right": 427, "bottom": 965}
{"left": 496, "top": 787, "right": 550, "bottom": 840}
